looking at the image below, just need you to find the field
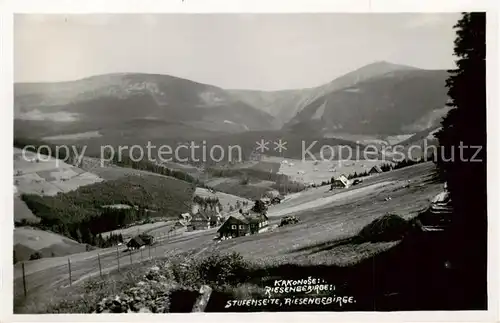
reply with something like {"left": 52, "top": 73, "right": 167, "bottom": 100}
{"left": 21, "top": 173, "right": 195, "bottom": 239}
{"left": 14, "top": 148, "right": 103, "bottom": 196}
{"left": 261, "top": 156, "right": 391, "bottom": 185}
{"left": 385, "top": 133, "right": 416, "bottom": 145}
{"left": 100, "top": 221, "right": 173, "bottom": 240}
{"left": 203, "top": 160, "right": 307, "bottom": 198}
{"left": 42, "top": 131, "right": 102, "bottom": 141}
{"left": 195, "top": 187, "right": 252, "bottom": 211}
{"left": 14, "top": 196, "right": 40, "bottom": 223}
{"left": 14, "top": 227, "right": 87, "bottom": 262}
{"left": 204, "top": 174, "right": 277, "bottom": 200}
{"left": 14, "top": 162, "right": 443, "bottom": 313}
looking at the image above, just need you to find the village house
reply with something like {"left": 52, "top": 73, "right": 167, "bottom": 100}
{"left": 368, "top": 165, "right": 383, "bottom": 175}
{"left": 179, "top": 212, "right": 191, "bottom": 222}
{"left": 188, "top": 203, "right": 222, "bottom": 231}
{"left": 127, "top": 233, "right": 155, "bottom": 250}
{"left": 331, "top": 174, "right": 350, "bottom": 188}
{"left": 140, "top": 233, "right": 155, "bottom": 245}
{"left": 260, "top": 190, "right": 283, "bottom": 206}
{"left": 217, "top": 210, "right": 269, "bottom": 239}
{"left": 264, "top": 190, "right": 281, "bottom": 199}
{"left": 127, "top": 236, "right": 145, "bottom": 250}
{"left": 173, "top": 219, "right": 188, "bottom": 230}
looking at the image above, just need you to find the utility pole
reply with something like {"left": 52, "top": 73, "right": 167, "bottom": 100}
{"left": 116, "top": 244, "right": 120, "bottom": 272}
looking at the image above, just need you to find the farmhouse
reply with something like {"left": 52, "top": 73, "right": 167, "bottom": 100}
{"left": 127, "top": 233, "right": 155, "bottom": 249}
{"left": 185, "top": 202, "right": 222, "bottom": 231}
{"left": 217, "top": 210, "right": 269, "bottom": 239}
{"left": 173, "top": 219, "right": 188, "bottom": 229}
{"left": 271, "top": 196, "right": 283, "bottom": 204}
{"left": 264, "top": 190, "right": 280, "bottom": 199}
{"left": 189, "top": 208, "right": 221, "bottom": 231}
{"left": 368, "top": 165, "right": 383, "bottom": 175}
{"left": 139, "top": 234, "right": 155, "bottom": 245}
{"left": 127, "top": 236, "right": 145, "bottom": 250}
{"left": 179, "top": 212, "right": 191, "bottom": 222}
{"left": 331, "top": 175, "right": 350, "bottom": 188}
{"left": 171, "top": 219, "right": 188, "bottom": 234}
{"left": 189, "top": 211, "right": 211, "bottom": 230}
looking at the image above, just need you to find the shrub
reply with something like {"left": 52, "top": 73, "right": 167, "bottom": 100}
{"left": 171, "top": 252, "right": 253, "bottom": 287}
{"left": 357, "top": 213, "right": 411, "bottom": 242}
{"left": 196, "top": 252, "right": 252, "bottom": 286}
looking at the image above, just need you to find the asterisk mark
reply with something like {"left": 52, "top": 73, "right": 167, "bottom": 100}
{"left": 274, "top": 139, "right": 288, "bottom": 153}
{"left": 255, "top": 139, "right": 270, "bottom": 152}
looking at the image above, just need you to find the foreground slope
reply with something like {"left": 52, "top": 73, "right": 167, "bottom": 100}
{"left": 14, "top": 163, "right": 442, "bottom": 313}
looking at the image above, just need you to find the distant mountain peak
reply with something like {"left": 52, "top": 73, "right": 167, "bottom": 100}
{"left": 363, "top": 60, "right": 419, "bottom": 70}
{"left": 341, "top": 61, "right": 420, "bottom": 81}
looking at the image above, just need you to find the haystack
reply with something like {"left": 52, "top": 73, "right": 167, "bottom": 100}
{"left": 357, "top": 213, "right": 410, "bottom": 242}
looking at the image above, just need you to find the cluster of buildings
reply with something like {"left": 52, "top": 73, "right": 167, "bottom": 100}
{"left": 172, "top": 203, "right": 223, "bottom": 232}
{"left": 259, "top": 190, "right": 284, "bottom": 206}
{"left": 330, "top": 165, "right": 385, "bottom": 189}
{"left": 170, "top": 195, "right": 272, "bottom": 240}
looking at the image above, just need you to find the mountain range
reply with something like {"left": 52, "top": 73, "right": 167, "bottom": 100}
{"left": 229, "top": 61, "right": 449, "bottom": 134}
{"left": 14, "top": 61, "right": 450, "bottom": 152}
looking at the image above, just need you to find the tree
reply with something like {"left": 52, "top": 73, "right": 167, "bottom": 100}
{"left": 435, "top": 12, "right": 486, "bottom": 308}
{"left": 75, "top": 228, "right": 83, "bottom": 243}
{"left": 251, "top": 200, "right": 267, "bottom": 214}
{"left": 97, "top": 233, "right": 105, "bottom": 247}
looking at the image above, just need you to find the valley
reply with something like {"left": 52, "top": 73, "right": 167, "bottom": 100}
{"left": 14, "top": 163, "right": 442, "bottom": 313}
{"left": 9, "top": 11, "right": 489, "bottom": 316}
{"left": 13, "top": 59, "right": 446, "bottom": 267}
{"left": 12, "top": 58, "right": 455, "bottom": 315}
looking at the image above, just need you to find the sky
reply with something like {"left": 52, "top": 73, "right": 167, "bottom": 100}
{"left": 14, "top": 13, "right": 460, "bottom": 90}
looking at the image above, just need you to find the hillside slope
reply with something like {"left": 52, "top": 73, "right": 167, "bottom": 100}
{"left": 228, "top": 61, "right": 421, "bottom": 126}
{"left": 285, "top": 69, "right": 448, "bottom": 135}
{"left": 14, "top": 73, "right": 278, "bottom": 140}
{"left": 14, "top": 227, "right": 87, "bottom": 262}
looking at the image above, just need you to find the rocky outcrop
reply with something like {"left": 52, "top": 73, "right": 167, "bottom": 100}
{"left": 94, "top": 263, "right": 210, "bottom": 313}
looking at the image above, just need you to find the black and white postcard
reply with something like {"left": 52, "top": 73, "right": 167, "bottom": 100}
{"left": 2, "top": 1, "right": 498, "bottom": 322}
